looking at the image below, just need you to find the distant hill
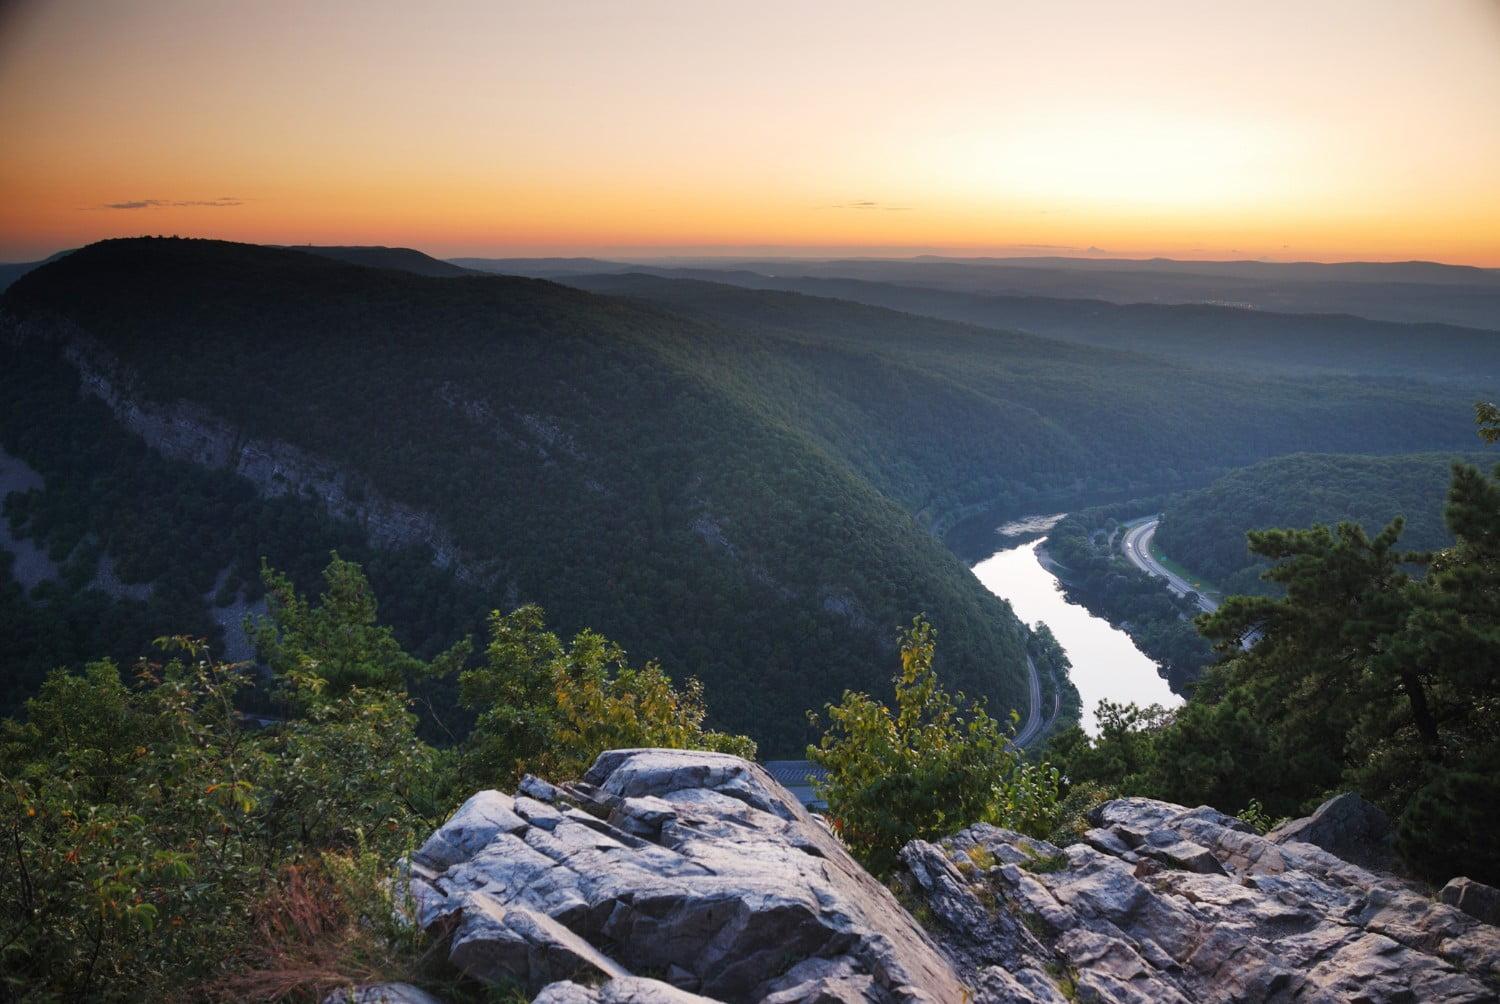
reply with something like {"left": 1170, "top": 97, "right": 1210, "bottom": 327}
{"left": 293, "top": 244, "right": 479, "bottom": 277}
{"left": 0, "top": 250, "right": 72, "bottom": 292}
{"left": 451, "top": 256, "right": 624, "bottom": 277}
{"left": 523, "top": 254, "right": 1500, "bottom": 329}
{"left": 586, "top": 272, "right": 1500, "bottom": 384}
{"left": 910, "top": 254, "right": 1500, "bottom": 286}
{"left": 1156, "top": 451, "right": 1494, "bottom": 595}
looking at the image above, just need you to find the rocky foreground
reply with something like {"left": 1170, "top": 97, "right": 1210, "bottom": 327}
{"left": 350, "top": 749, "right": 1498, "bottom": 1003}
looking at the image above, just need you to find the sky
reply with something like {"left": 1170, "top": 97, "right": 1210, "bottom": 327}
{"left": 2, "top": 0, "right": 1499, "bottom": 264}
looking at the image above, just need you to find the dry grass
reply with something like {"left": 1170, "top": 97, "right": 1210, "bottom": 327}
{"left": 202, "top": 859, "right": 437, "bottom": 1003}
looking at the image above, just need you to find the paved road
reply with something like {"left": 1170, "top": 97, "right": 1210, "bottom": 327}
{"left": 1013, "top": 653, "right": 1061, "bottom": 749}
{"left": 1120, "top": 517, "right": 1217, "bottom": 614}
{"left": 1012, "top": 654, "right": 1044, "bottom": 747}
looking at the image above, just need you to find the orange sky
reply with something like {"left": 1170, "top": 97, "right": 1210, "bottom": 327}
{"left": 2, "top": 0, "right": 1499, "bottom": 264}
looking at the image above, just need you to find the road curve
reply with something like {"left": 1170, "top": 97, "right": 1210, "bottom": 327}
{"left": 1012, "top": 654, "right": 1045, "bottom": 747}
{"left": 1120, "top": 517, "right": 1217, "bottom": 614}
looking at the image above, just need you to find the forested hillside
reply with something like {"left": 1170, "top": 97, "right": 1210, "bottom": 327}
{"left": 1, "top": 239, "right": 1035, "bottom": 752}
{"left": 1047, "top": 428, "right": 1500, "bottom": 890}
{"left": 593, "top": 272, "right": 1500, "bottom": 383}
{"left": 295, "top": 245, "right": 480, "bottom": 276}
{"left": 1156, "top": 452, "right": 1491, "bottom": 595}
{"left": 1, "top": 239, "right": 1493, "bottom": 750}
{"left": 465, "top": 254, "right": 1500, "bottom": 329}
{"left": 567, "top": 273, "right": 1491, "bottom": 527}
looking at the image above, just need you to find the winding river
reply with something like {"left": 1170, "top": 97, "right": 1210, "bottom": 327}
{"left": 973, "top": 535, "right": 1181, "bottom": 735}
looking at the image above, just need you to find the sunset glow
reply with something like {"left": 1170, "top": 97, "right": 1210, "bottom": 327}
{"left": 2, "top": 0, "right": 1499, "bottom": 263}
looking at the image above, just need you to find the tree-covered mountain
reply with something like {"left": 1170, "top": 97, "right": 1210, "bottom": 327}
{"left": 1, "top": 239, "right": 1035, "bottom": 752}
{"left": 563, "top": 272, "right": 1490, "bottom": 520}
{"left": 461, "top": 253, "right": 1500, "bottom": 329}
{"left": 575, "top": 272, "right": 1500, "bottom": 383}
{"left": 1155, "top": 452, "right": 1493, "bottom": 595}
{"left": 0, "top": 250, "right": 71, "bottom": 293}
{"left": 294, "top": 245, "right": 481, "bottom": 276}
{"left": 0, "top": 239, "right": 1492, "bottom": 751}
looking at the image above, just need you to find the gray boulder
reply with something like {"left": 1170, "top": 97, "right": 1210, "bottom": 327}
{"left": 401, "top": 754, "right": 1500, "bottom": 1002}
{"left": 1442, "top": 877, "right": 1500, "bottom": 927}
{"left": 1268, "top": 791, "right": 1394, "bottom": 870}
{"left": 900, "top": 796, "right": 1500, "bottom": 1002}
{"left": 402, "top": 749, "right": 969, "bottom": 1002}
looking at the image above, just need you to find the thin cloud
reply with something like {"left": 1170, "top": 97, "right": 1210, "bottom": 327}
{"left": 831, "top": 200, "right": 912, "bottom": 211}
{"left": 91, "top": 197, "right": 245, "bottom": 210}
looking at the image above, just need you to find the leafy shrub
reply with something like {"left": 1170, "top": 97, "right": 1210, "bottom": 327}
{"left": 459, "top": 605, "right": 754, "bottom": 785}
{"left": 808, "top": 616, "right": 1061, "bottom": 874}
{"left": 1047, "top": 780, "right": 1113, "bottom": 846}
{"left": 0, "top": 555, "right": 757, "bottom": 998}
{"left": 0, "top": 643, "right": 271, "bottom": 999}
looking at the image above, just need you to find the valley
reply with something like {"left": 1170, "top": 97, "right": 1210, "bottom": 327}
{"left": 5, "top": 6, "right": 1500, "bottom": 1000}
{"left": 3, "top": 239, "right": 1492, "bottom": 753}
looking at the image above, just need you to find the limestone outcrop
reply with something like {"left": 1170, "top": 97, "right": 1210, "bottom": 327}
{"left": 385, "top": 751, "right": 1498, "bottom": 1002}
{"left": 401, "top": 749, "right": 967, "bottom": 1002}
{"left": 902, "top": 796, "right": 1499, "bottom": 1002}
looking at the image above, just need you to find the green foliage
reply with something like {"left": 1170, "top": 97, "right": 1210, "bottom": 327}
{"left": 459, "top": 604, "right": 755, "bottom": 785}
{"left": 1045, "top": 701, "right": 1173, "bottom": 793}
{"left": 808, "top": 616, "right": 1061, "bottom": 875}
{"left": 1, "top": 238, "right": 1052, "bottom": 752}
{"left": 0, "top": 554, "right": 751, "bottom": 999}
{"left": 265, "top": 677, "right": 453, "bottom": 856}
{"left": 1396, "top": 770, "right": 1500, "bottom": 887}
{"left": 1, "top": 642, "right": 272, "bottom": 999}
{"left": 253, "top": 553, "right": 471, "bottom": 705}
{"left": 1234, "top": 800, "right": 1286, "bottom": 836}
{"left": 1025, "top": 623, "right": 1082, "bottom": 739}
{"left": 1019, "top": 849, "right": 1070, "bottom": 874}
{"left": 0, "top": 339, "right": 489, "bottom": 725}
{"left": 1046, "top": 780, "right": 1112, "bottom": 847}
{"left": 1049, "top": 415, "right": 1500, "bottom": 884}
{"left": 1156, "top": 451, "right": 1488, "bottom": 597}
{"left": 4, "top": 238, "right": 1486, "bottom": 748}
{"left": 1476, "top": 401, "right": 1500, "bottom": 444}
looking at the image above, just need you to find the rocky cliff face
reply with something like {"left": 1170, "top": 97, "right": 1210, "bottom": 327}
{"left": 400, "top": 749, "right": 969, "bottom": 1002}
{"left": 19, "top": 318, "right": 481, "bottom": 583}
{"left": 363, "top": 747, "right": 1500, "bottom": 996}
{"left": 904, "top": 798, "right": 1497, "bottom": 1002}
{"left": 361, "top": 749, "right": 1500, "bottom": 1003}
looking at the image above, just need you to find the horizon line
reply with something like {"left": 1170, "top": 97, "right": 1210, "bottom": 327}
{"left": 7, "top": 236, "right": 1500, "bottom": 272}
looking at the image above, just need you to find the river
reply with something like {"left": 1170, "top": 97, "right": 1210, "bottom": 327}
{"left": 973, "top": 536, "right": 1181, "bottom": 735}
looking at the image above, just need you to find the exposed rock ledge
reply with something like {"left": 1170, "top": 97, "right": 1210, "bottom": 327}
{"left": 386, "top": 749, "right": 1498, "bottom": 1003}
{"left": 7, "top": 315, "right": 485, "bottom": 584}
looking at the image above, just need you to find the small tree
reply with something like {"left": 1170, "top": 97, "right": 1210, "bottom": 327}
{"left": 459, "top": 605, "right": 755, "bottom": 784}
{"left": 808, "top": 617, "right": 1060, "bottom": 874}
{"left": 251, "top": 553, "right": 468, "bottom": 703}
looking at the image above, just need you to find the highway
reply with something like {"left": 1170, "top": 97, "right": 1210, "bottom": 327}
{"left": 1120, "top": 517, "right": 1217, "bottom": 614}
{"left": 1012, "top": 653, "right": 1059, "bottom": 749}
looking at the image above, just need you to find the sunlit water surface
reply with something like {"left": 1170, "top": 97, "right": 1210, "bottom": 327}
{"left": 973, "top": 538, "right": 1181, "bottom": 735}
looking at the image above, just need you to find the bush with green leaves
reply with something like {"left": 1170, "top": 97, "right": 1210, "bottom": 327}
{"left": 808, "top": 616, "right": 1061, "bottom": 874}
{"left": 0, "top": 554, "right": 757, "bottom": 999}
{"left": 1, "top": 643, "right": 272, "bottom": 999}
{"left": 459, "top": 604, "right": 755, "bottom": 785}
{"left": 253, "top": 553, "right": 471, "bottom": 702}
